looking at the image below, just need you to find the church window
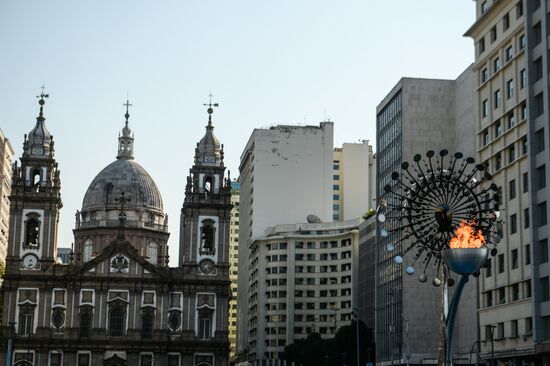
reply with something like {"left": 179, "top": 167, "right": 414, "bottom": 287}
{"left": 32, "top": 169, "right": 41, "bottom": 191}
{"left": 79, "top": 312, "right": 92, "bottom": 337}
{"left": 76, "top": 352, "right": 91, "bottom": 366}
{"left": 204, "top": 176, "right": 213, "bottom": 195}
{"left": 24, "top": 215, "right": 40, "bottom": 249}
{"left": 19, "top": 312, "right": 33, "bottom": 336}
{"left": 200, "top": 219, "right": 216, "bottom": 255}
{"left": 146, "top": 242, "right": 158, "bottom": 264}
{"left": 51, "top": 308, "right": 65, "bottom": 329}
{"left": 49, "top": 351, "right": 63, "bottom": 366}
{"left": 109, "top": 307, "right": 125, "bottom": 337}
{"left": 167, "top": 354, "right": 180, "bottom": 366}
{"left": 199, "top": 315, "right": 212, "bottom": 340}
{"left": 168, "top": 311, "right": 182, "bottom": 331}
{"left": 83, "top": 239, "right": 93, "bottom": 262}
{"left": 140, "top": 354, "right": 154, "bottom": 366}
{"left": 142, "top": 312, "right": 154, "bottom": 339}
{"left": 195, "top": 354, "right": 214, "bottom": 366}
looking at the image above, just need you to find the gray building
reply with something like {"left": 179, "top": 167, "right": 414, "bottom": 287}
{"left": 375, "top": 69, "right": 477, "bottom": 365}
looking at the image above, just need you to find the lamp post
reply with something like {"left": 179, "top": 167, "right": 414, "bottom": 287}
{"left": 377, "top": 149, "right": 501, "bottom": 366}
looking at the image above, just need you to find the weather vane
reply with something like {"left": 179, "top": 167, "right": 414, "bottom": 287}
{"left": 123, "top": 99, "right": 132, "bottom": 122}
{"left": 204, "top": 92, "right": 219, "bottom": 121}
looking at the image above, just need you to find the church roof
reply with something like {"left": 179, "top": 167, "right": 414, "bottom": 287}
{"left": 26, "top": 93, "right": 53, "bottom": 157}
{"left": 194, "top": 104, "right": 223, "bottom": 166}
{"left": 82, "top": 158, "right": 164, "bottom": 214}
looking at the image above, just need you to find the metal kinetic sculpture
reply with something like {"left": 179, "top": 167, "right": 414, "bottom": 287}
{"left": 377, "top": 149, "right": 501, "bottom": 366}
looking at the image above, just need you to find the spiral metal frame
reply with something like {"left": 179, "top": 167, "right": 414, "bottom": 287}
{"left": 378, "top": 149, "right": 501, "bottom": 284}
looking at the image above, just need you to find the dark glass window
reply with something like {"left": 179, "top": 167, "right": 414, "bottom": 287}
{"left": 80, "top": 312, "right": 91, "bottom": 337}
{"left": 19, "top": 313, "right": 33, "bottom": 336}
{"left": 498, "top": 254, "right": 505, "bottom": 273}
{"left": 142, "top": 313, "right": 153, "bottom": 339}
{"left": 109, "top": 308, "right": 124, "bottom": 337}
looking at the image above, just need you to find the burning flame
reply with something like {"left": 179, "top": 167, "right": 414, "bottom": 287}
{"left": 449, "top": 220, "right": 485, "bottom": 249}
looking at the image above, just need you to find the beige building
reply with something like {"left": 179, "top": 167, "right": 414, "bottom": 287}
{"left": 465, "top": 0, "right": 537, "bottom": 363}
{"left": 0, "top": 129, "right": 14, "bottom": 263}
{"left": 332, "top": 141, "right": 376, "bottom": 221}
{"left": 229, "top": 181, "right": 240, "bottom": 359}
{"left": 246, "top": 219, "right": 360, "bottom": 363}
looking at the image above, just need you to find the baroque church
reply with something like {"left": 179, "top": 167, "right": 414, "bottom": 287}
{"left": 0, "top": 93, "right": 233, "bottom": 366}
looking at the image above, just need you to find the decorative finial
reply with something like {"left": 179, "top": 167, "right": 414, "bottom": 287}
{"left": 36, "top": 85, "right": 49, "bottom": 120}
{"left": 123, "top": 99, "right": 132, "bottom": 124}
{"left": 203, "top": 92, "right": 219, "bottom": 126}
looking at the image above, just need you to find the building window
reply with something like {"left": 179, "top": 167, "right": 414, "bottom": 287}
{"left": 538, "top": 202, "right": 548, "bottom": 227}
{"left": 524, "top": 208, "right": 530, "bottom": 229}
{"left": 498, "top": 287, "right": 506, "bottom": 304}
{"left": 24, "top": 215, "right": 40, "bottom": 249}
{"left": 519, "top": 34, "right": 525, "bottom": 50}
{"left": 490, "top": 26, "right": 497, "bottom": 43}
{"left": 536, "top": 128, "right": 545, "bottom": 153}
{"left": 525, "top": 244, "right": 531, "bottom": 265}
{"left": 535, "top": 57, "right": 543, "bottom": 80}
{"left": 333, "top": 184, "right": 340, "bottom": 190}
{"left": 522, "top": 137, "right": 528, "bottom": 155}
{"left": 140, "top": 354, "right": 154, "bottom": 366}
{"left": 526, "top": 317, "right": 533, "bottom": 334}
{"left": 511, "top": 320, "right": 518, "bottom": 337}
{"left": 497, "top": 322, "right": 504, "bottom": 339}
{"left": 542, "top": 277, "right": 550, "bottom": 301}
{"left": 534, "top": 22, "right": 542, "bottom": 45}
{"left": 479, "top": 37, "right": 486, "bottom": 54}
{"left": 509, "top": 179, "right": 516, "bottom": 200}
{"left": 536, "top": 165, "right": 546, "bottom": 190}
{"left": 83, "top": 239, "right": 93, "bottom": 262}
{"left": 486, "top": 291, "right": 493, "bottom": 307}
{"left": 146, "top": 242, "right": 158, "bottom": 264}
{"left": 506, "top": 79, "right": 514, "bottom": 99}
{"left": 495, "top": 152, "right": 502, "bottom": 171}
{"left": 507, "top": 112, "right": 515, "bottom": 129}
{"left": 539, "top": 239, "right": 549, "bottom": 264}
{"left": 109, "top": 307, "right": 125, "bottom": 337}
{"left": 495, "top": 120, "right": 502, "bottom": 137}
{"left": 49, "top": 352, "right": 63, "bottom": 366}
{"left": 523, "top": 172, "right": 529, "bottom": 193}
{"left": 494, "top": 57, "right": 501, "bottom": 72}
{"left": 482, "top": 129, "right": 489, "bottom": 146}
{"left": 481, "top": 1, "right": 488, "bottom": 14}
{"left": 77, "top": 353, "right": 91, "bottom": 366}
{"left": 199, "top": 315, "right": 212, "bottom": 340}
{"left": 510, "top": 214, "right": 517, "bottom": 234}
{"left": 520, "top": 69, "right": 526, "bottom": 89}
{"left": 486, "top": 258, "right": 492, "bottom": 277}
{"left": 481, "top": 68, "right": 488, "bottom": 83}
{"left": 79, "top": 312, "right": 92, "bottom": 338}
{"left": 494, "top": 89, "right": 501, "bottom": 109}
{"left": 511, "top": 249, "right": 519, "bottom": 269}
{"left": 498, "top": 254, "right": 505, "bottom": 273}
{"left": 333, "top": 174, "right": 340, "bottom": 180}
{"left": 19, "top": 312, "right": 33, "bottom": 336}
{"left": 508, "top": 144, "right": 515, "bottom": 163}
{"left": 142, "top": 312, "right": 154, "bottom": 339}
{"left": 506, "top": 46, "right": 513, "bottom": 61}
{"left": 521, "top": 101, "right": 527, "bottom": 120}
{"left": 516, "top": 2, "right": 523, "bottom": 18}
{"left": 535, "top": 93, "right": 545, "bottom": 118}
{"left": 333, "top": 194, "right": 340, "bottom": 200}
{"left": 503, "top": 13, "right": 510, "bottom": 31}
{"left": 482, "top": 99, "right": 488, "bottom": 118}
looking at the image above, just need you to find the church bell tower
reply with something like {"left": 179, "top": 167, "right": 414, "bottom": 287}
{"left": 179, "top": 100, "right": 232, "bottom": 273}
{"left": 6, "top": 90, "right": 62, "bottom": 271}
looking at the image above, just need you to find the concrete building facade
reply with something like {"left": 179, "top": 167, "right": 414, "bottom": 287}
{"left": 236, "top": 122, "right": 334, "bottom": 362}
{"left": 0, "top": 129, "right": 14, "bottom": 263}
{"left": 375, "top": 69, "right": 477, "bottom": 365}
{"left": 246, "top": 219, "right": 360, "bottom": 362}
{"left": 229, "top": 181, "right": 240, "bottom": 360}
{"left": 332, "top": 141, "right": 376, "bottom": 221}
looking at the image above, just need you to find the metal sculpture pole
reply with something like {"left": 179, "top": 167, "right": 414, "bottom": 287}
{"left": 378, "top": 150, "right": 501, "bottom": 366}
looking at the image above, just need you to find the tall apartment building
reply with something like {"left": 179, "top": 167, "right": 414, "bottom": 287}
{"left": 358, "top": 215, "right": 376, "bottom": 333}
{"left": 0, "top": 129, "right": 14, "bottom": 263}
{"left": 376, "top": 69, "right": 476, "bottom": 365}
{"left": 229, "top": 181, "right": 240, "bottom": 360}
{"left": 465, "top": 0, "right": 550, "bottom": 363}
{"left": 246, "top": 219, "right": 360, "bottom": 363}
{"left": 236, "top": 122, "right": 334, "bottom": 362}
{"left": 332, "top": 141, "right": 376, "bottom": 221}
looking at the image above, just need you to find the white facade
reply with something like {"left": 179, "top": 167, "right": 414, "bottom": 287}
{"left": 236, "top": 122, "right": 334, "bottom": 360}
{"left": 247, "top": 219, "right": 360, "bottom": 361}
{"left": 333, "top": 141, "right": 376, "bottom": 221}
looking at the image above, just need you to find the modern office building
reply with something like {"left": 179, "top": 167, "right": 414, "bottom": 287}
{"left": 332, "top": 141, "right": 376, "bottom": 221}
{"left": 236, "top": 122, "right": 334, "bottom": 362}
{"left": 229, "top": 181, "right": 240, "bottom": 360}
{"left": 358, "top": 215, "right": 376, "bottom": 333}
{"left": 246, "top": 218, "right": 361, "bottom": 363}
{"left": 465, "top": 0, "right": 550, "bottom": 363}
{"left": 375, "top": 69, "right": 477, "bottom": 365}
{"left": 0, "top": 129, "right": 14, "bottom": 263}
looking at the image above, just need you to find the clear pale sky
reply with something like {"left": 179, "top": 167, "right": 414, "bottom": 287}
{"left": 0, "top": 1, "right": 475, "bottom": 264}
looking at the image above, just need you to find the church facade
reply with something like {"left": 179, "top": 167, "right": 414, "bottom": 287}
{"left": 0, "top": 94, "right": 232, "bottom": 366}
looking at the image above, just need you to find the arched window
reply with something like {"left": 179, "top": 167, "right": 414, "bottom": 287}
{"left": 24, "top": 216, "right": 40, "bottom": 248}
{"left": 146, "top": 242, "right": 158, "bottom": 264}
{"left": 83, "top": 239, "right": 93, "bottom": 262}
{"left": 79, "top": 312, "right": 92, "bottom": 337}
{"left": 200, "top": 219, "right": 215, "bottom": 255}
{"left": 204, "top": 176, "right": 213, "bottom": 196}
{"left": 32, "top": 169, "right": 41, "bottom": 191}
{"left": 109, "top": 307, "right": 125, "bottom": 337}
{"left": 142, "top": 313, "right": 154, "bottom": 339}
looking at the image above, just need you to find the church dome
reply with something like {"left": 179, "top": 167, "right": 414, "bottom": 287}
{"left": 194, "top": 105, "right": 223, "bottom": 166}
{"left": 82, "top": 159, "right": 163, "bottom": 214}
